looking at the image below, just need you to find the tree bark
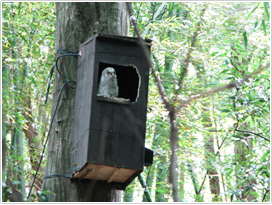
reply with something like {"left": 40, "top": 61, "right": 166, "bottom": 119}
{"left": 169, "top": 107, "right": 179, "bottom": 202}
{"left": 151, "top": 121, "right": 168, "bottom": 202}
{"left": 202, "top": 107, "right": 221, "bottom": 202}
{"left": 234, "top": 123, "right": 256, "bottom": 202}
{"left": 179, "top": 162, "right": 185, "bottom": 201}
{"left": 42, "top": 2, "right": 130, "bottom": 202}
{"left": 23, "top": 90, "right": 44, "bottom": 193}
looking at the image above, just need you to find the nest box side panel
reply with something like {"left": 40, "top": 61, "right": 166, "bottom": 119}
{"left": 87, "top": 129, "right": 143, "bottom": 170}
{"left": 71, "top": 40, "right": 96, "bottom": 175}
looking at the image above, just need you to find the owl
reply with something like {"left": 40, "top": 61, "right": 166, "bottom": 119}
{"left": 98, "top": 67, "right": 119, "bottom": 97}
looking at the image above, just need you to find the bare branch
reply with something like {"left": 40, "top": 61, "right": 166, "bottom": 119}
{"left": 235, "top": 129, "right": 270, "bottom": 142}
{"left": 262, "top": 188, "right": 270, "bottom": 202}
{"left": 126, "top": 3, "right": 179, "bottom": 201}
{"left": 178, "top": 7, "right": 206, "bottom": 87}
{"left": 177, "top": 64, "right": 269, "bottom": 112}
{"left": 208, "top": 129, "right": 270, "bottom": 142}
{"left": 198, "top": 133, "right": 229, "bottom": 196}
{"left": 126, "top": 3, "right": 172, "bottom": 112}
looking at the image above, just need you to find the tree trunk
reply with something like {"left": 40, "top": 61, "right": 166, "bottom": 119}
{"left": 192, "top": 57, "right": 221, "bottom": 201}
{"left": 169, "top": 108, "right": 179, "bottom": 202}
{"left": 187, "top": 161, "right": 203, "bottom": 202}
{"left": 179, "top": 162, "right": 185, "bottom": 201}
{"left": 234, "top": 123, "right": 256, "bottom": 202}
{"left": 23, "top": 89, "right": 44, "bottom": 193}
{"left": 152, "top": 122, "right": 168, "bottom": 202}
{"left": 203, "top": 107, "right": 221, "bottom": 202}
{"left": 42, "top": 2, "right": 130, "bottom": 202}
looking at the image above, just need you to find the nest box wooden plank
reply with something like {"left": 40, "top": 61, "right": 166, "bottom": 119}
{"left": 70, "top": 33, "right": 152, "bottom": 190}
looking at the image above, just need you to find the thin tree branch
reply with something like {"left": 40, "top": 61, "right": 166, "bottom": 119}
{"left": 207, "top": 129, "right": 270, "bottom": 142}
{"left": 176, "top": 64, "right": 269, "bottom": 112}
{"left": 235, "top": 129, "right": 270, "bottom": 142}
{"left": 198, "top": 117, "right": 270, "bottom": 197}
{"left": 126, "top": 2, "right": 171, "bottom": 112}
{"left": 126, "top": 3, "right": 179, "bottom": 202}
{"left": 187, "top": 161, "right": 200, "bottom": 197}
{"left": 138, "top": 174, "right": 152, "bottom": 202}
{"left": 198, "top": 133, "right": 229, "bottom": 196}
{"left": 178, "top": 8, "right": 206, "bottom": 87}
{"left": 262, "top": 188, "right": 270, "bottom": 202}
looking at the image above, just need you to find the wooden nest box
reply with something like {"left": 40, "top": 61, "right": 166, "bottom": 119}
{"left": 70, "top": 33, "right": 153, "bottom": 190}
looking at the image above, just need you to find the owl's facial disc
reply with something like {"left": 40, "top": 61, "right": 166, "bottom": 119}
{"left": 103, "top": 67, "right": 117, "bottom": 78}
{"left": 107, "top": 71, "right": 116, "bottom": 77}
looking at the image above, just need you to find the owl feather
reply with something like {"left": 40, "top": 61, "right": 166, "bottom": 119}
{"left": 98, "top": 67, "right": 119, "bottom": 97}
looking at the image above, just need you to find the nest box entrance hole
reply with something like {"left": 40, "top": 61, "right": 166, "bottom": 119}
{"left": 98, "top": 62, "right": 140, "bottom": 102}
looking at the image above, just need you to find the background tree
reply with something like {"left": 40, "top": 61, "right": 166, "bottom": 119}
{"left": 2, "top": 2, "right": 55, "bottom": 201}
{"left": 129, "top": 1, "right": 269, "bottom": 202}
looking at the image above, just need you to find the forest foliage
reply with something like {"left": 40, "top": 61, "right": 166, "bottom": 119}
{"left": 2, "top": 2, "right": 270, "bottom": 202}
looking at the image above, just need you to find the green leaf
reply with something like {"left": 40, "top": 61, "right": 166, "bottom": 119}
{"left": 153, "top": 2, "right": 167, "bottom": 21}
{"left": 263, "top": 2, "right": 270, "bottom": 21}
{"left": 11, "top": 180, "right": 21, "bottom": 185}
{"left": 233, "top": 134, "right": 242, "bottom": 139}
{"left": 243, "top": 31, "right": 247, "bottom": 49}
{"left": 262, "top": 20, "right": 266, "bottom": 34}
{"left": 18, "top": 31, "right": 29, "bottom": 44}
{"left": 221, "top": 109, "right": 230, "bottom": 113}
{"left": 40, "top": 195, "right": 49, "bottom": 202}
{"left": 238, "top": 55, "right": 242, "bottom": 62}
{"left": 253, "top": 21, "right": 262, "bottom": 31}
{"left": 155, "top": 189, "right": 167, "bottom": 193}
{"left": 210, "top": 51, "right": 218, "bottom": 57}
{"left": 220, "top": 69, "right": 230, "bottom": 74}
{"left": 261, "top": 150, "right": 270, "bottom": 162}
{"left": 218, "top": 53, "right": 228, "bottom": 57}
{"left": 226, "top": 168, "right": 233, "bottom": 177}
{"left": 246, "top": 3, "right": 259, "bottom": 20}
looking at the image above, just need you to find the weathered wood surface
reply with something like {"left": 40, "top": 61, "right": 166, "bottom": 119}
{"left": 71, "top": 34, "right": 151, "bottom": 189}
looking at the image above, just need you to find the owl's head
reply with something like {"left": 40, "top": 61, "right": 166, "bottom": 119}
{"left": 102, "top": 67, "right": 117, "bottom": 78}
